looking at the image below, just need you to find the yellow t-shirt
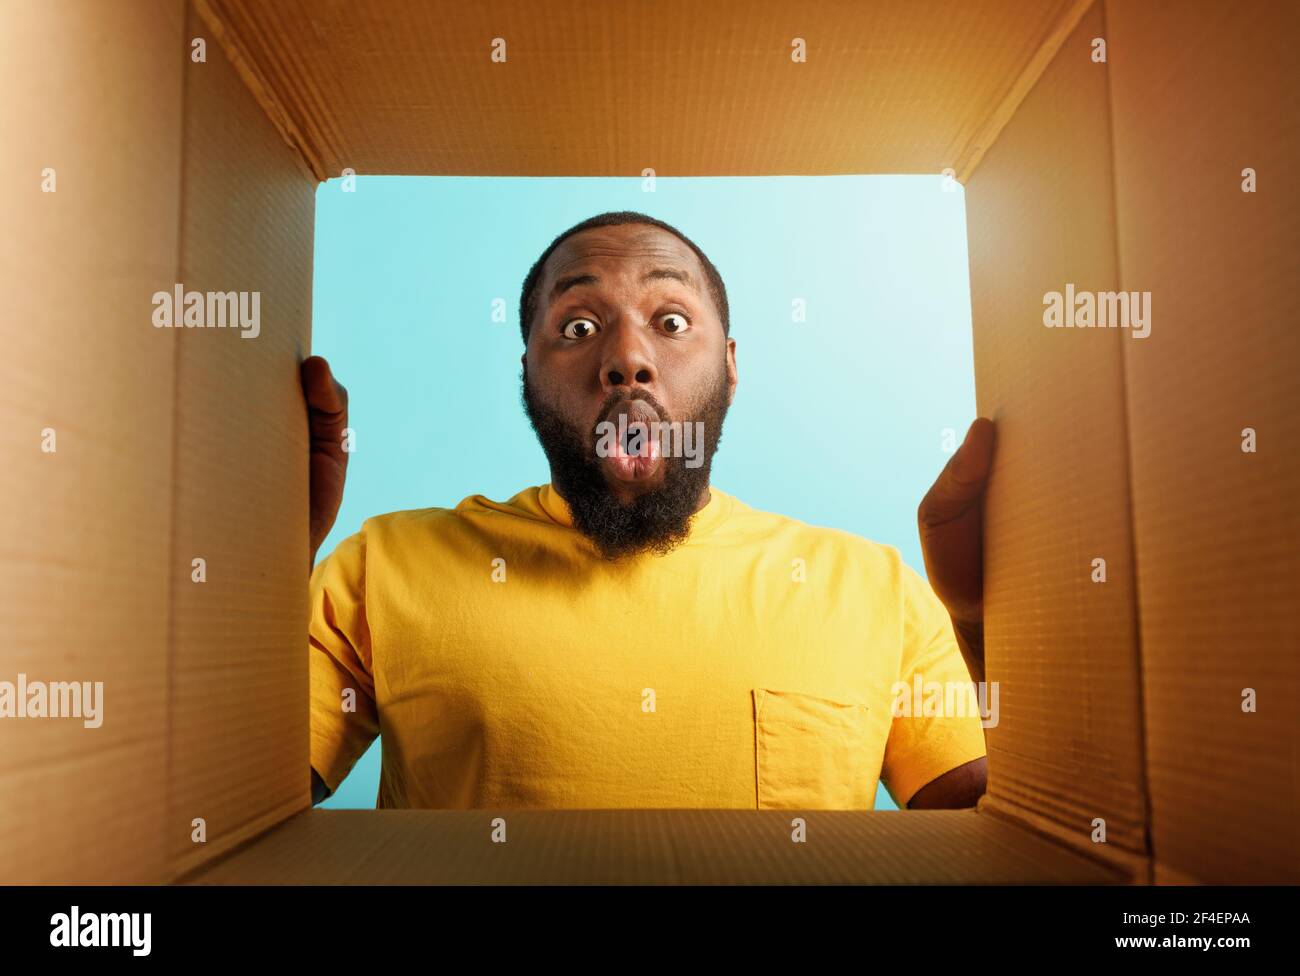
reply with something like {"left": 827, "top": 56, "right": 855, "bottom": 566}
{"left": 309, "top": 484, "right": 986, "bottom": 809}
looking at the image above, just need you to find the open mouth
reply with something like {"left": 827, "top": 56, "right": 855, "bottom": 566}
{"left": 600, "top": 398, "right": 663, "bottom": 483}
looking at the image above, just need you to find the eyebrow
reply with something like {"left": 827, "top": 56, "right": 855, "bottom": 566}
{"left": 548, "top": 267, "right": 698, "bottom": 304}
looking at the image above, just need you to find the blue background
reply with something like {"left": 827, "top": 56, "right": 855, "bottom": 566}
{"left": 312, "top": 175, "right": 975, "bottom": 810}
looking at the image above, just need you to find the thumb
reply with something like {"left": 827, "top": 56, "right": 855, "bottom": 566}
{"left": 302, "top": 355, "right": 347, "bottom": 416}
{"left": 919, "top": 417, "right": 995, "bottom": 529}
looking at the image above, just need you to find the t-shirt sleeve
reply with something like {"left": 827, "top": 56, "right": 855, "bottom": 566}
{"left": 880, "top": 557, "right": 988, "bottom": 808}
{"left": 308, "top": 528, "right": 380, "bottom": 794}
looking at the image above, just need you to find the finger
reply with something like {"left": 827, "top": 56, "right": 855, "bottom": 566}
{"left": 919, "top": 417, "right": 995, "bottom": 529}
{"left": 949, "top": 416, "right": 995, "bottom": 487}
{"left": 301, "top": 356, "right": 348, "bottom": 415}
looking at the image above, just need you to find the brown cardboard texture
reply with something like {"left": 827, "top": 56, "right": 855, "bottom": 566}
{"left": 965, "top": 0, "right": 1148, "bottom": 874}
{"left": 180, "top": 809, "right": 1122, "bottom": 885}
{"left": 1106, "top": 0, "right": 1300, "bottom": 883}
{"left": 2, "top": 0, "right": 1296, "bottom": 884}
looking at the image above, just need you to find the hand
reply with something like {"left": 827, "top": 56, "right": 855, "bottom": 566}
{"left": 301, "top": 356, "right": 350, "bottom": 565}
{"left": 917, "top": 418, "right": 996, "bottom": 680}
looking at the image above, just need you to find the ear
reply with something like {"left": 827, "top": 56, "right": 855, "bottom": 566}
{"left": 724, "top": 337, "right": 738, "bottom": 405}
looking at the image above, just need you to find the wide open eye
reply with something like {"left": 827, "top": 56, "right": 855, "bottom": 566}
{"left": 562, "top": 317, "right": 600, "bottom": 339}
{"left": 661, "top": 312, "right": 691, "bottom": 335}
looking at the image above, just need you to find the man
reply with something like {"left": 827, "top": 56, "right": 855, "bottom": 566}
{"left": 303, "top": 210, "right": 995, "bottom": 811}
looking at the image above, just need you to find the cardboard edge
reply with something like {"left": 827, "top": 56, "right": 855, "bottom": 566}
{"left": 1099, "top": 0, "right": 1158, "bottom": 879}
{"left": 978, "top": 795, "right": 1151, "bottom": 883}
{"left": 178, "top": 808, "right": 1133, "bottom": 885}
{"left": 160, "top": 0, "right": 189, "bottom": 887}
{"left": 191, "top": 0, "right": 325, "bottom": 182}
{"left": 166, "top": 796, "right": 307, "bottom": 882}
{"left": 954, "top": 0, "right": 1099, "bottom": 183}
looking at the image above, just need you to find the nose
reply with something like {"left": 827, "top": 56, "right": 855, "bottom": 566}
{"left": 599, "top": 321, "right": 657, "bottom": 394}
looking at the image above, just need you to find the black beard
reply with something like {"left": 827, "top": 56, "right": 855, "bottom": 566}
{"left": 521, "top": 366, "right": 730, "bottom": 560}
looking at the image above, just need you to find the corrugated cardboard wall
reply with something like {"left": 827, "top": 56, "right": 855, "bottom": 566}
{"left": 965, "top": 1, "right": 1150, "bottom": 869}
{"left": 0, "top": 0, "right": 184, "bottom": 883}
{"left": 7, "top": 0, "right": 1293, "bottom": 884}
{"left": 1, "top": 0, "right": 315, "bottom": 882}
{"left": 167, "top": 0, "right": 316, "bottom": 880}
{"left": 201, "top": 0, "right": 1080, "bottom": 179}
{"left": 1106, "top": 0, "right": 1300, "bottom": 883}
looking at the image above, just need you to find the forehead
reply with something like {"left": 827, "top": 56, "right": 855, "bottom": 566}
{"left": 540, "top": 224, "right": 704, "bottom": 290}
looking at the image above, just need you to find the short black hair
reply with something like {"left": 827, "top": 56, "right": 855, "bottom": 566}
{"left": 518, "top": 210, "right": 730, "bottom": 345}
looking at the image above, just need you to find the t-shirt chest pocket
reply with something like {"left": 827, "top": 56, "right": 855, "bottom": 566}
{"left": 752, "top": 688, "right": 874, "bottom": 809}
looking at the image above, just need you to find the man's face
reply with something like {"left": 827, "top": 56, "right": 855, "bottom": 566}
{"left": 522, "top": 223, "right": 738, "bottom": 559}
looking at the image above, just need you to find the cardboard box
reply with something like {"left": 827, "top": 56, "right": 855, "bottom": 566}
{"left": 2, "top": 0, "right": 1295, "bottom": 884}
